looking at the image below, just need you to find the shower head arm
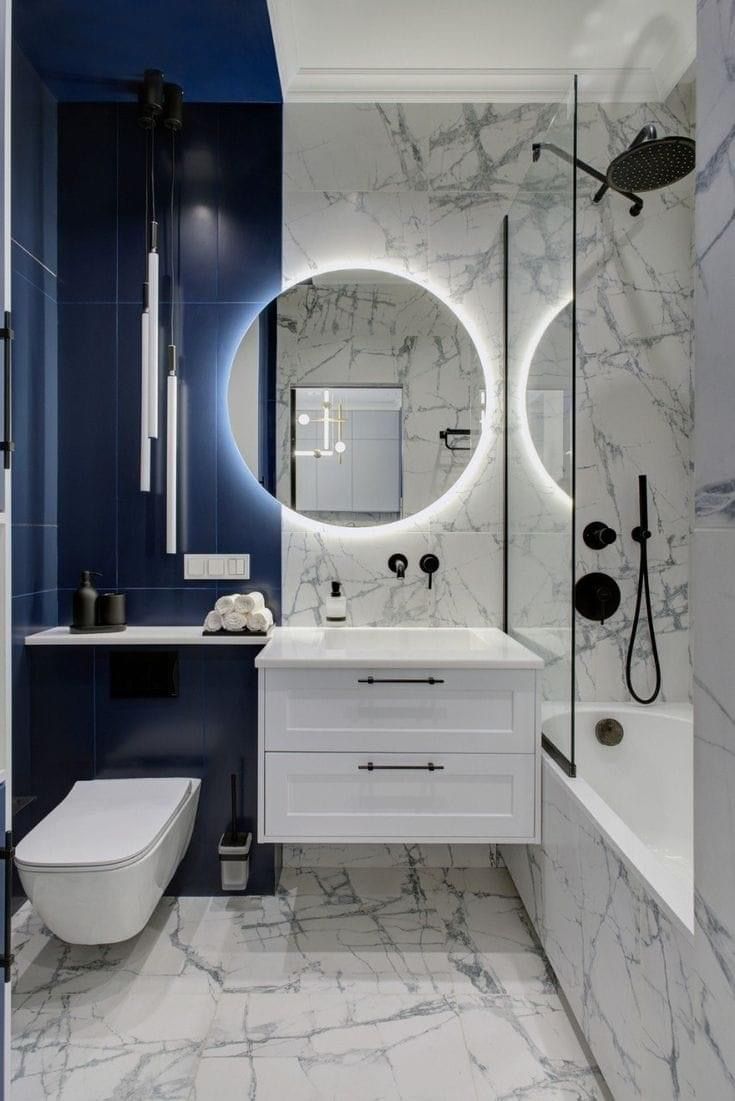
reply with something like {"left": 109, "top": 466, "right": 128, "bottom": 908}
{"left": 532, "top": 141, "right": 644, "bottom": 216}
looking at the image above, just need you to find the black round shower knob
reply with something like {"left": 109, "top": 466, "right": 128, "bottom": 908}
{"left": 583, "top": 521, "right": 617, "bottom": 550}
{"left": 575, "top": 573, "right": 621, "bottom": 625}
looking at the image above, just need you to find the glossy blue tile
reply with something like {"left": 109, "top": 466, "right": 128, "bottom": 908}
{"left": 14, "top": 0, "right": 282, "bottom": 104}
{"left": 24, "top": 647, "right": 95, "bottom": 836}
{"left": 12, "top": 272, "right": 58, "bottom": 526}
{"left": 216, "top": 304, "right": 282, "bottom": 621}
{"left": 217, "top": 105, "right": 282, "bottom": 304}
{"left": 58, "top": 303, "right": 117, "bottom": 588}
{"left": 115, "top": 588, "right": 218, "bottom": 626}
{"left": 12, "top": 240, "right": 57, "bottom": 299}
{"left": 95, "top": 647, "right": 205, "bottom": 774}
{"left": 58, "top": 104, "right": 117, "bottom": 303}
{"left": 12, "top": 47, "right": 57, "bottom": 271}
{"left": 169, "top": 647, "right": 276, "bottom": 895}
{"left": 12, "top": 524, "right": 57, "bottom": 599}
{"left": 116, "top": 302, "right": 219, "bottom": 588}
{"left": 12, "top": 590, "right": 59, "bottom": 809}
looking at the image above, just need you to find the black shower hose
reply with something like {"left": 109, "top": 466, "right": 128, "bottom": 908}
{"left": 625, "top": 526, "right": 662, "bottom": 704}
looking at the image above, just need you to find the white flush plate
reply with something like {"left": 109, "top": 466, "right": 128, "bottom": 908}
{"left": 184, "top": 554, "right": 250, "bottom": 581}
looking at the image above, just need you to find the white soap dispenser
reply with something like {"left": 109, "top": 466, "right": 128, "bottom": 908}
{"left": 325, "top": 580, "right": 347, "bottom": 625}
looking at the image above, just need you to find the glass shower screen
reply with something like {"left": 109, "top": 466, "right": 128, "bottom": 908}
{"left": 506, "top": 78, "right": 577, "bottom": 773}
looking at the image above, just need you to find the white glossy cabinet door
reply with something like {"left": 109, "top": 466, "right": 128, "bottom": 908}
{"left": 264, "top": 752, "right": 535, "bottom": 842}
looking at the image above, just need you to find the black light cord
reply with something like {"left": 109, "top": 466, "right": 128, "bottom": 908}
{"left": 625, "top": 527, "right": 662, "bottom": 704}
{"left": 169, "top": 128, "right": 176, "bottom": 337}
{"left": 150, "top": 125, "right": 157, "bottom": 224}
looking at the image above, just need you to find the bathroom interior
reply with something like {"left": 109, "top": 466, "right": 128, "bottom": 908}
{"left": 0, "top": 0, "right": 732, "bottom": 1098}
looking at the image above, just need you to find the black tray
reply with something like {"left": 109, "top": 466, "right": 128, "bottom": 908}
{"left": 70, "top": 624, "right": 127, "bottom": 634}
{"left": 202, "top": 628, "right": 272, "bottom": 638}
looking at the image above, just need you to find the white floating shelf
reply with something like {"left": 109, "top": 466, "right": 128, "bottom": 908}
{"left": 25, "top": 626, "right": 272, "bottom": 647}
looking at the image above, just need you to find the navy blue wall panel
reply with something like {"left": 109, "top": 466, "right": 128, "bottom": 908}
{"left": 51, "top": 100, "right": 283, "bottom": 893}
{"left": 14, "top": 0, "right": 281, "bottom": 104}
{"left": 11, "top": 48, "right": 58, "bottom": 816}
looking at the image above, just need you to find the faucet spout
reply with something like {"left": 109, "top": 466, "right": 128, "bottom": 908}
{"left": 388, "top": 553, "right": 408, "bottom": 581}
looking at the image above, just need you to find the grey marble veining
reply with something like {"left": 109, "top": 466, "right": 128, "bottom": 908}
{"left": 504, "top": 757, "right": 695, "bottom": 1101}
{"left": 11, "top": 868, "right": 606, "bottom": 1101}
{"left": 693, "top": 4, "right": 735, "bottom": 1097}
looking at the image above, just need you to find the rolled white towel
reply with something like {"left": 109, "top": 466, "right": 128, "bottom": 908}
{"left": 247, "top": 608, "right": 274, "bottom": 633}
{"left": 215, "top": 594, "right": 236, "bottom": 614}
{"left": 234, "top": 591, "right": 265, "bottom": 615}
{"left": 222, "top": 610, "right": 248, "bottom": 632}
{"left": 204, "top": 610, "right": 223, "bottom": 633}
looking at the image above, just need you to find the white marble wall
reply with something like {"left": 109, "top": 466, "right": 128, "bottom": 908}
{"left": 504, "top": 759, "right": 695, "bottom": 1100}
{"left": 282, "top": 102, "right": 556, "bottom": 626}
{"left": 693, "top": 2, "right": 735, "bottom": 1095}
{"left": 574, "top": 90, "right": 694, "bottom": 703}
{"left": 281, "top": 96, "right": 694, "bottom": 709}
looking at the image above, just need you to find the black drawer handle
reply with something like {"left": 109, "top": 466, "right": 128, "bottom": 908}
{"left": 357, "top": 677, "right": 444, "bottom": 685}
{"left": 358, "top": 762, "right": 444, "bottom": 772}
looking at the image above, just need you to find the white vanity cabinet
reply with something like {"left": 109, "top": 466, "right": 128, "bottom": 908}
{"left": 256, "top": 629, "right": 542, "bottom": 845}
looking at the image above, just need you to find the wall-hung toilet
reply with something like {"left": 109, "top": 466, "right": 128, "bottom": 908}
{"left": 15, "top": 777, "right": 201, "bottom": 944}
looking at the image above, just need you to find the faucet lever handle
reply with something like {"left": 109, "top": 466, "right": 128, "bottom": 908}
{"left": 419, "top": 553, "right": 440, "bottom": 590}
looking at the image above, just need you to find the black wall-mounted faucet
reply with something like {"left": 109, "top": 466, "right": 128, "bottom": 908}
{"left": 388, "top": 553, "right": 408, "bottom": 580}
{"left": 419, "top": 553, "right": 440, "bottom": 590}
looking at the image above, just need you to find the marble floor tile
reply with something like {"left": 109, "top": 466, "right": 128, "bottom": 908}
{"left": 457, "top": 994, "right": 606, "bottom": 1100}
{"left": 12, "top": 866, "right": 604, "bottom": 1100}
{"left": 201, "top": 992, "right": 476, "bottom": 1101}
{"left": 420, "top": 868, "right": 557, "bottom": 996}
{"left": 223, "top": 868, "right": 455, "bottom": 996}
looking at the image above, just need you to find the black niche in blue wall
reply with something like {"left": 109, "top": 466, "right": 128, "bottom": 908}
{"left": 45, "top": 100, "right": 284, "bottom": 894}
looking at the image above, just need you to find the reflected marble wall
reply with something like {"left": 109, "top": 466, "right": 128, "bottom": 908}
{"left": 274, "top": 280, "right": 482, "bottom": 521}
{"left": 693, "top": 1, "right": 735, "bottom": 1095}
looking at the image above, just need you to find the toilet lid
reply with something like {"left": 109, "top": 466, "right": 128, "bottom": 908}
{"left": 15, "top": 778, "right": 194, "bottom": 871}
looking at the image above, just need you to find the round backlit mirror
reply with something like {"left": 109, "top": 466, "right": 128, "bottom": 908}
{"left": 228, "top": 269, "right": 486, "bottom": 527}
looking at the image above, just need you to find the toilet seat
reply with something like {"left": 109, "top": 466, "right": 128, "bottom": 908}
{"left": 16, "top": 778, "right": 194, "bottom": 872}
{"left": 15, "top": 777, "right": 201, "bottom": 944}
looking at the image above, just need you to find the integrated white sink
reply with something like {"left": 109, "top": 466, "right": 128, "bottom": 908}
{"left": 255, "top": 626, "right": 543, "bottom": 669}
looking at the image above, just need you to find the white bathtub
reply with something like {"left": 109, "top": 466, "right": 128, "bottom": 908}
{"left": 544, "top": 701, "right": 693, "bottom": 931}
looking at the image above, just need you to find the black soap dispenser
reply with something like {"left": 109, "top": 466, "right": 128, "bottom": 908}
{"left": 72, "top": 571, "right": 100, "bottom": 631}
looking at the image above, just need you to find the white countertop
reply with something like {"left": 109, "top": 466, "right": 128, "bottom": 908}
{"left": 255, "top": 626, "right": 544, "bottom": 670}
{"left": 25, "top": 626, "right": 271, "bottom": 647}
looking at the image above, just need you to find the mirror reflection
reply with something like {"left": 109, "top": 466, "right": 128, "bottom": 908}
{"left": 524, "top": 303, "right": 573, "bottom": 495}
{"left": 228, "top": 269, "right": 485, "bottom": 526}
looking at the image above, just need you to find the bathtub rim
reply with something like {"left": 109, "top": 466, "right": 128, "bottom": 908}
{"left": 544, "top": 752, "right": 694, "bottom": 938}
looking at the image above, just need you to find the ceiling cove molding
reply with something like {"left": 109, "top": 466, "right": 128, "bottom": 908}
{"left": 279, "top": 67, "right": 664, "bottom": 105}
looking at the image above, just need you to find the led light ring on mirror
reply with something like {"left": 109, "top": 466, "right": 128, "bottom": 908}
{"left": 513, "top": 296, "right": 573, "bottom": 511}
{"left": 225, "top": 262, "right": 494, "bottom": 537}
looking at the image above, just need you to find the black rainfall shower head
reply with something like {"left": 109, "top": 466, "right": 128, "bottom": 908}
{"left": 606, "top": 134, "right": 695, "bottom": 194}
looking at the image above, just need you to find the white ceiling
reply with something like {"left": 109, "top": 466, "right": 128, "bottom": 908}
{"left": 267, "top": 0, "right": 695, "bottom": 103}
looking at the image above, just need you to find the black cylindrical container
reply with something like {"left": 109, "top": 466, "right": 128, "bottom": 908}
{"left": 100, "top": 593, "right": 126, "bottom": 627}
{"left": 72, "top": 571, "right": 99, "bottom": 629}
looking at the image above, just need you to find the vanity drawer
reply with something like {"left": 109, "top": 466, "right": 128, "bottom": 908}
{"left": 263, "top": 752, "right": 535, "bottom": 841}
{"left": 261, "top": 668, "right": 537, "bottom": 754}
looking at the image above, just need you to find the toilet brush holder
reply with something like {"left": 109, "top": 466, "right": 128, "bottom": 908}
{"left": 218, "top": 830, "right": 252, "bottom": 891}
{"left": 218, "top": 772, "right": 251, "bottom": 891}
